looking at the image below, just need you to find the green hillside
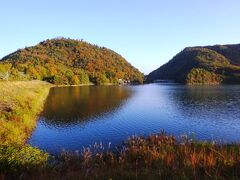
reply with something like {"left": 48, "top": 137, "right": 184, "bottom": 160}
{"left": 206, "top": 44, "right": 240, "bottom": 65}
{"left": 147, "top": 44, "right": 240, "bottom": 85}
{"left": 0, "top": 38, "right": 144, "bottom": 85}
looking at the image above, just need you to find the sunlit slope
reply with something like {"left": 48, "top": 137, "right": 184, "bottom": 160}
{"left": 0, "top": 38, "right": 144, "bottom": 85}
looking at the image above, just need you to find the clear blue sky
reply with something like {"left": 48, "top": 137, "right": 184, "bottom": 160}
{"left": 1, "top": 0, "right": 240, "bottom": 74}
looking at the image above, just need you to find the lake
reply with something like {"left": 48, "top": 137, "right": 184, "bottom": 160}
{"left": 29, "top": 84, "right": 240, "bottom": 154}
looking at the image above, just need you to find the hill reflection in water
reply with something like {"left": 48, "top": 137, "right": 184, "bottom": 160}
{"left": 41, "top": 85, "right": 132, "bottom": 127}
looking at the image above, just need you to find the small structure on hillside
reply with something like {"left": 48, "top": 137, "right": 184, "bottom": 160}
{"left": 118, "top": 79, "right": 130, "bottom": 85}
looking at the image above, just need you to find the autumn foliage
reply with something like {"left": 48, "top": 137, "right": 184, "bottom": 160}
{"left": 147, "top": 45, "right": 240, "bottom": 84}
{"left": 0, "top": 38, "right": 144, "bottom": 85}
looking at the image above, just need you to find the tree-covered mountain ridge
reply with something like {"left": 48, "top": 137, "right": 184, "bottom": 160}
{"left": 147, "top": 44, "right": 240, "bottom": 85}
{"left": 0, "top": 38, "right": 144, "bottom": 85}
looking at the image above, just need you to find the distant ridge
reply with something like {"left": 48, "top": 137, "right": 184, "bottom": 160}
{"left": 147, "top": 44, "right": 240, "bottom": 85}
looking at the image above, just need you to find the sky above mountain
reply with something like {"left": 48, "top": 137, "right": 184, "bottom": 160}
{"left": 1, "top": 0, "right": 240, "bottom": 74}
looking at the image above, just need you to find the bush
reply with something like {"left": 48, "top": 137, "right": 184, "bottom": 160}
{"left": 0, "top": 145, "right": 49, "bottom": 172}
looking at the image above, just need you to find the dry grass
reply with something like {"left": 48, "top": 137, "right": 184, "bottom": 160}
{"left": 9, "top": 133, "right": 239, "bottom": 180}
{"left": 0, "top": 80, "right": 52, "bottom": 145}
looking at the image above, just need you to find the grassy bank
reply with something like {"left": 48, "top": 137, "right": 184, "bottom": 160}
{"left": 0, "top": 81, "right": 51, "bottom": 176}
{"left": 0, "top": 80, "right": 52, "bottom": 145}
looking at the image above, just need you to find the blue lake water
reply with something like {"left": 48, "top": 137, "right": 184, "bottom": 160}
{"left": 29, "top": 84, "right": 240, "bottom": 154}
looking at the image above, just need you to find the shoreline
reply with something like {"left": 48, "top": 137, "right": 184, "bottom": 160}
{"left": 54, "top": 83, "right": 95, "bottom": 87}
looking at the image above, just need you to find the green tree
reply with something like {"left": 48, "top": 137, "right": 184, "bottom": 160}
{"left": 0, "top": 63, "right": 11, "bottom": 81}
{"left": 65, "top": 70, "right": 74, "bottom": 80}
{"left": 79, "top": 72, "right": 89, "bottom": 84}
{"left": 96, "top": 73, "right": 109, "bottom": 85}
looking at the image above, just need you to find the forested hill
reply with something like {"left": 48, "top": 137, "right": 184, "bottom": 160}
{"left": 0, "top": 38, "right": 144, "bottom": 85}
{"left": 205, "top": 44, "right": 240, "bottom": 65}
{"left": 147, "top": 44, "right": 240, "bottom": 85}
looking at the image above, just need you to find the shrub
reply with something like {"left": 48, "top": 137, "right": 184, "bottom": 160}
{"left": 186, "top": 68, "right": 223, "bottom": 85}
{"left": 0, "top": 145, "right": 49, "bottom": 172}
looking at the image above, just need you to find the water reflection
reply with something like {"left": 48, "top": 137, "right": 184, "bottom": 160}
{"left": 169, "top": 85, "right": 240, "bottom": 121}
{"left": 42, "top": 86, "right": 132, "bottom": 127}
{"left": 29, "top": 84, "right": 240, "bottom": 154}
{"left": 153, "top": 85, "right": 240, "bottom": 142}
